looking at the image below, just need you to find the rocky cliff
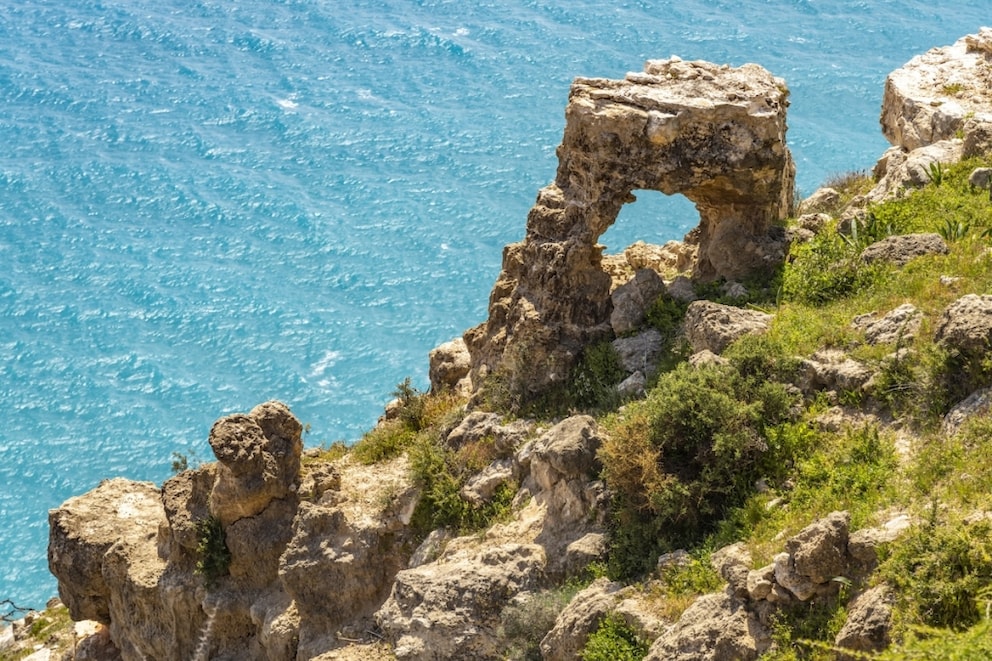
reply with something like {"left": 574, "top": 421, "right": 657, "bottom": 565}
{"left": 32, "top": 28, "right": 992, "bottom": 661}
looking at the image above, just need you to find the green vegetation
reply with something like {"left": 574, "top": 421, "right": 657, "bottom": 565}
{"left": 195, "top": 515, "right": 231, "bottom": 588}
{"left": 500, "top": 581, "right": 589, "bottom": 660}
{"left": 288, "top": 155, "right": 992, "bottom": 658}
{"left": 580, "top": 614, "right": 650, "bottom": 661}
{"left": 599, "top": 361, "right": 797, "bottom": 579}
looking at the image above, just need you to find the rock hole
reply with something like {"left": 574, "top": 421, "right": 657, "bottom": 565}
{"left": 599, "top": 189, "right": 698, "bottom": 255}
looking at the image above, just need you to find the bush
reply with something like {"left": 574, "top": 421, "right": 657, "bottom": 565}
{"left": 599, "top": 362, "right": 796, "bottom": 579}
{"left": 880, "top": 516, "right": 992, "bottom": 633}
{"left": 408, "top": 434, "right": 517, "bottom": 536}
{"left": 195, "top": 516, "right": 231, "bottom": 588}
{"left": 782, "top": 224, "right": 886, "bottom": 305}
{"left": 580, "top": 614, "right": 649, "bottom": 661}
{"left": 568, "top": 341, "right": 627, "bottom": 413}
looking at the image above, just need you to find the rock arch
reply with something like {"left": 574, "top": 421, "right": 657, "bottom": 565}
{"left": 465, "top": 57, "right": 795, "bottom": 397}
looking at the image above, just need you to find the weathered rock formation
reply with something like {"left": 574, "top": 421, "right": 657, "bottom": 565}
{"left": 867, "top": 28, "right": 992, "bottom": 201}
{"left": 464, "top": 57, "right": 794, "bottom": 398}
{"left": 880, "top": 27, "right": 992, "bottom": 154}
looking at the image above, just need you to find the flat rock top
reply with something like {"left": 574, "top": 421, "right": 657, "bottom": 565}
{"left": 571, "top": 57, "right": 788, "bottom": 115}
{"left": 888, "top": 28, "right": 992, "bottom": 120}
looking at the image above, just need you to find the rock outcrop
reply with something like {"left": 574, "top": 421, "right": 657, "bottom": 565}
{"left": 682, "top": 300, "right": 773, "bottom": 354}
{"left": 465, "top": 57, "right": 794, "bottom": 398}
{"left": 880, "top": 28, "right": 992, "bottom": 154}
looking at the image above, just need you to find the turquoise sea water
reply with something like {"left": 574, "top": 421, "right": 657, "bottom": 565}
{"left": 1, "top": 0, "right": 989, "bottom": 608}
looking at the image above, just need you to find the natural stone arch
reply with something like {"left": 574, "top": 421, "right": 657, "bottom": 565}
{"left": 465, "top": 57, "right": 795, "bottom": 398}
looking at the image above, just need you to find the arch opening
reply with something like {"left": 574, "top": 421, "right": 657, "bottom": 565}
{"left": 598, "top": 190, "right": 698, "bottom": 256}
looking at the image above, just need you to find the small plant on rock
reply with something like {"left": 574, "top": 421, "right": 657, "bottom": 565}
{"left": 195, "top": 515, "right": 231, "bottom": 589}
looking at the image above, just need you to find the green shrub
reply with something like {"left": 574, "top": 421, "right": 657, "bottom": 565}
{"left": 599, "top": 362, "right": 796, "bottom": 579}
{"left": 782, "top": 224, "right": 886, "bottom": 306}
{"left": 351, "top": 381, "right": 465, "bottom": 464}
{"left": 195, "top": 516, "right": 231, "bottom": 588}
{"left": 568, "top": 341, "right": 627, "bottom": 413}
{"left": 880, "top": 516, "right": 992, "bottom": 633}
{"left": 408, "top": 435, "right": 517, "bottom": 536}
{"left": 580, "top": 614, "right": 649, "bottom": 661}
{"left": 877, "top": 619, "right": 992, "bottom": 660}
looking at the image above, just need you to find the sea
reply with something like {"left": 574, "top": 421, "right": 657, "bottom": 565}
{"left": 1, "top": 0, "right": 989, "bottom": 610}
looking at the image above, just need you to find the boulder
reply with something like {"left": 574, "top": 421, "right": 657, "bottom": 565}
{"left": 48, "top": 478, "right": 166, "bottom": 625}
{"left": 611, "top": 268, "right": 667, "bottom": 335}
{"left": 624, "top": 240, "right": 695, "bottom": 275}
{"left": 859, "top": 233, "right": 948, "bottom": 266}
{"left": 644, "top": 592, "right": 769, "bottom": 661}
{"left": 466, "top": 56, "right": 794, "bottom": 399}
{"left": 799, "top": 350, "right": 873, "bottom": 395}
{"left": 786, "top": 511, "right": 850, "bottom": 586}
{"left": 540, "top": 578, "right": 624, "bottom": 661}
{"left": 942, "top": 387, "right": 992, "bottom": 437}
{"left": 851, "top": 303, "right": 922, "bottom": 345}
{"left": 935, "top": 293, "right": 992, "bottom": 354}
{"left": 683, "top": 300, "right": 772, "bottom": 354}
{"left": 612, "top": 329, "right": 665, "bottom": 375}
{"left": 445, "top": 410, "right": 532, "bottom": 456}
{"left": 208, "top": 401, "right": 303, "bottom": 527}
{"left": 428, "top": 337, "right": 472, "bottom": 395}
{"left": 798, "top": 187, "right": 840, "bottom": 214}
{"left": 868, "top": 141, "right": 963, "bottom": 201}
{"left": 377, "top": 544, "right": 546, "bottom": 660}
{"left": 835, "top": 585, "right": 895, "bottom": 656}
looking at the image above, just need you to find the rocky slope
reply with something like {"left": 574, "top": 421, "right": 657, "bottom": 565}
{"left": 16, "top": 27, "right": 992, "bottom": 661}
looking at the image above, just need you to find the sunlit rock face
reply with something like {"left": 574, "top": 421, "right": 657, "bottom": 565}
{"left": 466, "top": 57, "right": 794, "bottom": 397}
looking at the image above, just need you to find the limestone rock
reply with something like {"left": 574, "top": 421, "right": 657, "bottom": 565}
{"left": 798, "top": 187, "right": 840, "bottom": 214}
{"left": 48, "top": 478, "right": 166, "bottom": 625}
{"left": 208, "top": 401, "right": 303, "bottom": 527}
{"left": 667, "top": 275, "right": 698, "bottom": 302}
{"left": 851, "top": 303, "right": 922, "bottom": 345}
{"left": 799, "top": 350, "right": 873, "bottom": 395}
{"left": 711, "top": 543, "right": 752, "bottom": 600}
{"left": 624, "top": 240, "right": 695, "bottom": 275}
{"left": 880, "top": 29, "right": 992, "bottom": 153}
{"left": 859, "top": 233, "right": 948, "bottom": 266}
{"left": 688, "top": 349, "right": 729, "bottom": 368}
{"left": 868, "top": 141, "right": 962, "bottom": 201}
{"left": 445, "top": 410, "right": 532, "bottom": 457}
{"left": 612, "top": 329, "right": 665, "bottom": 375}
{"left": 611, "top": 268, "right": 667, "bottom": 335}
{"left": 935, "top": 293, "right": 992, "bottom": 354}
{"left": 281, "top": 456, "right": 418, "bottom": 660}
{"left": 466, "top": 57, "right": 794, "bottom": 399}
{"left": 786, "top": 511, "right": 850, "bottom": 585}
{"left": 645, "top": 592, "right": 769, "bottom": 661}
{"left": 969, "top": 166, "right": 992, "bottom": 193}
{"left": 943, "top": 387, "right": 992, "bottom": 437}
{"left": 428, "top": 337, "right": 471, "bottom": 395}
{"left": 377, "top": 543, "right": 546, "bottom": 660}
{"left": 540, "top": 578, "right": 623, "bottom": 661}
{"left": 683, "top": 300, "right": 772, "bottom": 354}
{"left": 835, "top": 585, "right": 895, "bottom": 656}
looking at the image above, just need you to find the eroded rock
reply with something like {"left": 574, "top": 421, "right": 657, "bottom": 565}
{"left": 880, "top": 29, "right": 992, "bottom": 154}
{"left": 859, "top": 233, "right": 948, "bottom": 266}
{"left": 683, "top": 300, "right": 772, "bottom": 354}
{"left": 466, "top": 56, "right": 793, "bottom": 398}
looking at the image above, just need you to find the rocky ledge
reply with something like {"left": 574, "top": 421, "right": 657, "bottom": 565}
{"left": 34, "top": 27, "right": 992, "bottom": 661}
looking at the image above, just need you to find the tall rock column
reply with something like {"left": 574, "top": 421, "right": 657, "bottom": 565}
{"left": 466, "top": 57, "right": 794, "bottom": 398}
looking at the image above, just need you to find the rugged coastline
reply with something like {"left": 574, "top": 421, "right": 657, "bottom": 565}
{"left": 6, "top": 28, "right": 992, "bottom": 660}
